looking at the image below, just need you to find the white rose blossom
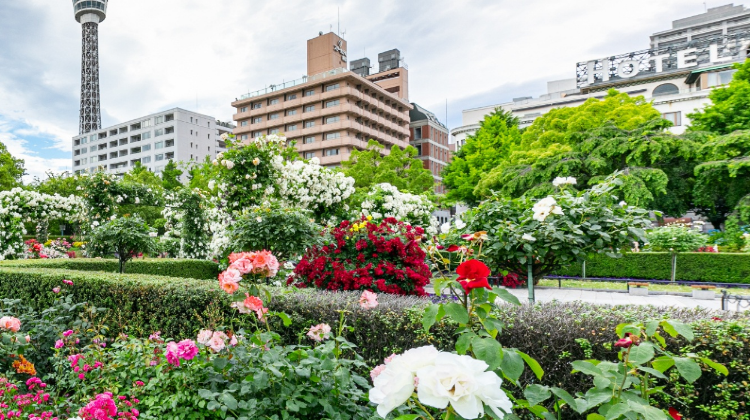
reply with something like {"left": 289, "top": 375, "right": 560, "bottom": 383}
{"left": 552, "top": 176, "right": 577, "bottom": 187}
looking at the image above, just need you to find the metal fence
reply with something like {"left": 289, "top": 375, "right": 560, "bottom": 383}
{"left": 721, "top": 290, "right": 750, "bottom": 311}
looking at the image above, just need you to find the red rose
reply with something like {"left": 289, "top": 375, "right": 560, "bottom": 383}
{"left": 456, "top": 260, "right": 492, "bottom": 293}
{"left": 668, "top": 408, "right": 681, "bottom": 420}
{"left": 614, "top": 333, "right": 640, "bottom": 349}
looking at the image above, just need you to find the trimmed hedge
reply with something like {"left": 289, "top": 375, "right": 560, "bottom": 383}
{"left": 1, "top": 267, "right": 748, "bottom": 419}
{"left": 0, "top": 258, "right": 219, "bottom": 280}
{"left": 555, "top": 252, "right": 750, "bottom": 284}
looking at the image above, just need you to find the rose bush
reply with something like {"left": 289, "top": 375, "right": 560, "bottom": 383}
{"left": 290, "top": 216, "right": 432, "bottom": 295}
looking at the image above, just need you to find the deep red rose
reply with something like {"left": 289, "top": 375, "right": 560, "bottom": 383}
{"left": 668, "top": 408, "right": 681, "bottom": 420}
{"left": 456, "top": 260, "right": 492, "bottom": 293}
{"left": 614, "top": 333, "right": 640, "bottom": 349}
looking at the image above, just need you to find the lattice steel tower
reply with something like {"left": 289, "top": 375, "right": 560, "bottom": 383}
{"left": 72, "top": 0, "right": 108, "bottom": 134}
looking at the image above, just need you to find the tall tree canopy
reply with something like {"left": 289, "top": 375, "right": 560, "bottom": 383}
{"left": 442, "top": 109, "right": 522, "bottom": 205}
{"left": 0, "top": 140, "right": 25, "bottom": 191}
{"left": 29, "top": 172, "right": 85, "bottom": 197}
{"left": 693, "top": 130, "right": 750, "bottom": 227}
{"left": 161, "top": 160, "right": 184, "bottom": 191}
{"left": 122, "top": 161, "right": 163, "bottom": 190}
{"left": 688, "top": 59, "right": 750, "bottom": 134}
{"left": 341, "top": 140, "right": 434, "bottom": 195}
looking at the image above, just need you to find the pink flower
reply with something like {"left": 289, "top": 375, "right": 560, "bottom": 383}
{"left": 79, "top": 392, "right": 117, "bottom": 419}
{"left": 230, "top": 335, "right": 238, "bottom": 346}
{"left": 149, "top": 331, "right": 162, "bottom": 341}
{"left": 208, "top": 334, "right": 226, "bottom": 352}
{"left": 0, "top": 316, "right": 21, "bottom": 332}
{"left": 177, "top": 339, "right": 199, "bottom": 361}
{"left": 52, "top": 287, "right": 61, "bottom": 294}
{"left": 220, "top": 268, "right": 242, "bottom": 284}
{"left": 24, "top": 335, "right": 30, "bottom": 343}
{"left": 135, "top": 381, "right": 145, "bottom": 387}
{"left": 55, "top": 340, "right": 64, "bottom": 349}
{"left": 63, "top": 330, "right": 74, "bottom": 337}
{"left": 359, "top": 290, "right": 378, "bottom": 309}
{"left": 370, "top": 364, "right": 386, "bottom": 381}
{"left": 63, "top": 279, "right": 74, "bottom": 286}
{"left": 307, "top": 324, "right": 331, "bottom": 342}
{"left": 197, "top": 330, "right": 213, "bottom": 345}
{"left": 165, "top": 342, "right": 181, "bottom": 367}
{"left": 230, "top": 257, "right": 254, "bottom": 275}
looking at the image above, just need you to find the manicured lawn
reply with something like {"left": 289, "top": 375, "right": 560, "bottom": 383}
{"left": 537, "top": 278, "right": 750, "bottom": 295}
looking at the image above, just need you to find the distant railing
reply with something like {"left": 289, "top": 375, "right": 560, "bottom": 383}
{"left": 721, "top": 290, "right": 750, "bottom": 311}
{"left": 239, "top": 68, "right": 349, "bottom": 101}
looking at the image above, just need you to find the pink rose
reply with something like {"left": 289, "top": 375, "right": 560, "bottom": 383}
{"left": 55, "top": 340, "right": 64, "bottom": 349}
{"left": 0, "top": 316, "right": 21, "bottom": 332}
{"left": 165, "top": 342, "right": 180, "bottom": 367}
{"left": 177, "top": 339, "right": 199, "bottom": 361}
{"left": 230, "top": 257, "right": 254, "bottom": 275}
{"left": 230, "top": 335, "right": 238, "bottom": 346}
{"left": 220, "top": 268, "right": 242, "bottom": 284}
{"left": 208, "top": 335, "right": 226, "bottom": 353}
{"left": 306, "top": 324, "right": 331, "bottom": 342}
{"left": 359, "top": 290, "right": 378, "bottom": 309}
{"left": 197, "top": 330, "right": 213, "bottom": 345}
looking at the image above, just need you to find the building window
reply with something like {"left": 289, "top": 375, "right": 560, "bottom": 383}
{"left": 252, "top": 117, "right": 262, "bottom": 124}
{"left": 325, "top": 99, "right": 340, "bottom": 108}
{"left": 304, "top": 121, "right": 315, "bottom": 128}
{"left": 287, "top": 124, "right": 298, "bottom": 131}
{"left": 304, "top": 136, "right": 315, "bottom": 144}
{"left": 90, "top": 146, "right": 97, "bottom": 152}
{"left": 142, "top": 119, "right": 152, "bottom": 127}
{"left": 155, "top": 154, "right": 164, "bottom": 161}
{"left": 240, "top": 107, "right": 247, "bottom": 113}
{"left": 325, "top": 116, "right": 340, "bottom": 124}
{"left": 155, "top": 141, "right": 164, "bottom": 150}
{"left": 253, "top": 132, "right": 263, "bottom": 138}
{"left": 90, "top": 156, "right": 98, "bottom": 163}
{"left": 142, "top": 131, "right": 151, "bottom": 140}
{"left": 415, "top": 144, "right": 422, "bottom": 155}
{"left": 287, "top": 109, "right": 297, "bottom": 116}
{"left": 304, "top": 89, "right": 315, "bottom": 97}
{"left": 286, "top": 93, "right": 297, "bottom": 100}
{"left": 324, "top": 148, "right": 340, "bottom": 156}
{"left": 142, "top": 156, "right": 151, "bottom": 164}
{"left": 269, "top": 128, "right": 280, "bottom": 134}
{"left": 707, "top": 69, "right": 737, "bottom": 87}
{"left": 155, "top": 116, "right": 164, "bottom": 125}
{"left": 241, "top": 121, "right": 248, "bottom": 127}
{"left": 155, "top": 128, "right": 164, "bottom": 137}
{"left": 304, "top": 105, "right": 315, "bottom": 112}
{"left": 269, "top": 98, "right": 280, "bottom": 105}
{"left": 325, "top": 83, "right": 340, "bottom": 92}
{"left": 304, "top": 152, "right": 315, "bottom": 159}
{"left": 240, "top": 134, "right": 249, "bottom": 140}
{"left": 652, "top": 83, "right": 680, "bottom": 97}
{"left": 414, "top": 127, "right": 423, "bottom": 139}
{"left": 269, "top": 113, "right": 280, "bottom": 120}
{"left": 142, "top": 144, "right": 151, "bottom": 151}
{"left": 252, "top": 103, "right": 262, "bottom": 110}
{"left": 663, "top": 111, "right": 682, "bottom": 126}
{"left": 325, "top": 132, "right": 340, "bottom": 140}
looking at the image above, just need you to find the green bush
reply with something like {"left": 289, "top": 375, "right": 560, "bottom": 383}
{"left": 0, "top": 258, "right": 219, "bottom": 280}
{"left": 555, "top": 252, "right": 750, "bottom": 283}
{"left": 0, "top": 268, "right": 747, "bottom": 419}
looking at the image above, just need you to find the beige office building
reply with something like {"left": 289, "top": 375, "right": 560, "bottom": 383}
{"left": 231, "top": 32, "right": 412, "bottom": 166}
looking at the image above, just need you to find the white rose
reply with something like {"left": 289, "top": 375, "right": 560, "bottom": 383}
{"left": 212, "top": 160, "right": 219, "bottom": 166}
{"left": 619, "top": 201, "right": 627, "bottom": 207}
{"left": 208, "top": 180, "right": 216, "bottom": 190}
{"left": 369, "top": 346, "right": 439, "bottom": 418}
{"left": 440, "top": 222, "right": 451, "bottom": 234}
{"left": 252, "top": 157, "right": 260, "bottom": 166}
{"left": 416, "top": 353, "right": 513, "bottom": 419}
{"left": 455, "top": 219, "right": 466, "bottom": 230}
{"left": 220, "top": 133, "right": 228, "bottom": 141}
{"left": 522, "top": 234, "right": 536, "bottom": 242}
{"left": 225, "top": 160, "right": 235, "bottom": 170}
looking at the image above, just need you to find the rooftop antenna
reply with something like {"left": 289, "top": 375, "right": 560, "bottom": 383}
{"left": 338, "top": 7, "right": 340, "bottom": 36}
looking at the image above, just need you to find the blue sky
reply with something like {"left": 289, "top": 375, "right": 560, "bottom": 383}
{"left": 0, "top": 0, "right": 719, "bottom": 181}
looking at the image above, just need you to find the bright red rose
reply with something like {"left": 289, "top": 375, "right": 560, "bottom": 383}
{"left": 456, "top": 259, "right": 492, "bottom": 293}
{"left": 668, "top": 408, "right": 682, "bottom": 420}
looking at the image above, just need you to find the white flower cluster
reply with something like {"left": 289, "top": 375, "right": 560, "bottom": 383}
{"left": 370, "top": 346, "right": 512, "bottom": 419}
{"left": 272, "top": 157, "right": 355, "bottom": 211}
{"left": 440, "top": 218, "right": 466, "bottom": 234}
{"left": 552, "top": 176, "right": 577, "bottom": 187}
{"left": 532, "top": 196, "right": 564, "bottom": 222}
{"left": 360, "top": 183, "right": 435, "bottom": 229}
{"left": 0, "top": 189, "right": 85, "bottom": 260}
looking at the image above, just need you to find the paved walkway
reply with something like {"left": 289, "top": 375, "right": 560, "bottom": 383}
{"left": 504, "top": 287, "right": 729, "bottom": 310}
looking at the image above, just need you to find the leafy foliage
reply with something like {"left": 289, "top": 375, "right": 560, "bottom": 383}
{"left": 688, "top": 59, "right": 750, "bottom": 134}
{"left": 646, "top": 224, "right": 707, "bottom": 252}
{"left": 88, "top": 215, "right": 157, "bottom": 273}
{"left": 0, "top": 140, "right": 24, "bottom": 191}
{"left": 160, "top": 160, "right": 184, "bottom": 191}
{"left": 0, "top": 257, "right": 218, "bottom": 279}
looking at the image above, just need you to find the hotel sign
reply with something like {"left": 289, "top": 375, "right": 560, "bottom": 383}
{"left": 334, "top": 40, "right": 347, "bottom": 61}
{"left": 577, "top": 32, "right": 750, "bottom": 87}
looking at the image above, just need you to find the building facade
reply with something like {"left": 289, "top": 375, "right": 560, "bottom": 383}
{"left": 409, "top": 103, "right": 451, "bottom": 194}
{"left": 231, "top": 32, "right": 412, "bottom": 167}
{"left": 451, "top": 4, "right": 750, "bottom": 147}
{"left": 72, "top": 108, "right": 230, "bottom": 176}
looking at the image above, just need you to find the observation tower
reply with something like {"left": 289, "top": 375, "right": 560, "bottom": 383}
{"left": 72, "top": 0, "right": 108, "bottom": 134}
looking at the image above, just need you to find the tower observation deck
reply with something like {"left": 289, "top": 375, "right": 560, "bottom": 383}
{"left": 72, "top": 0, "right": 108, "bottom": 134}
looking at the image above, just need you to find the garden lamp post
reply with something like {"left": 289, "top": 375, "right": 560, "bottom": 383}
{"left": 60, "top": 224, "right": 66, "bottom": 237}
{"left": 527, "top": 261, "right": 535, "bottom": 304}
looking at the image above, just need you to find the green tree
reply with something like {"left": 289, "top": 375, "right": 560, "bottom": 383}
{"left": 474, "top": 119, "right": 701, "bottom": 216}
{"left": 122, "top": 161, "right": 162, "bottom": 189}
{"left": 29, "top": 172, "right": 85, "bottom": 197}
{"left": 88, "top": 215, "right": 157, "bottom": 273}
{"left": 187, "top": 156, "right": 219, "bottom": 190}
{"left": 693, "top": 130, "right": 750, "bottom": 227}
{"left": 688, "top": 59, "right": 750, "bottom": 134}
{"left": 442, "top": 111, "right": 523, "bottom": 205}
{"left": 0, "top": 141, "right": 25, "bottom": 191}
{"left": 341, "top": 140, "right": 434, "bottom": 199}
{"left": 161, "top": 160, "right": 184, "bottom": 191}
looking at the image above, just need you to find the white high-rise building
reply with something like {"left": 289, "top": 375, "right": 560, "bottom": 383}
{"left": 71, "top": 108, "right": 232, "bottom": 176}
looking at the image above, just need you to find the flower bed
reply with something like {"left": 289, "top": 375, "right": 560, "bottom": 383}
{"left": 0, "top": 258, "right": 219, "bottom": 280}
{"left": 554, "top": 252, "right": 750, "bottom": 284}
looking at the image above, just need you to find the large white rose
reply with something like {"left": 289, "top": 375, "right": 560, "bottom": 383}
{"left": 532, "top": 196, "right": 564, "bottom": 222}
{"left": 416, "top": 353, "right": 513, "bottom": 419}
{"left": 369, "top": 346, "right": 439, "bottom": 418}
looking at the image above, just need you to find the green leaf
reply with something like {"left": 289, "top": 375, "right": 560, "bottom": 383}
{"left": 518, "top": 350, "right": 544, "bottom": 380}
{"left": 551, "top": 387, "right": 584, "bottom": 414}
{"left": 276, "top": 312, "right": 292, "bottom": 327}
{"left": 483, "top": 317, "right": 505, "bottom": 339}
{"left": 661, "top": 320, "right": 694, "bottom": 341}
{"left": 219, "top": 393, "right": 238, "bottom": 410}
{"left": 583, "top": 388, "right": 613, "bottom": 407}
{"left": 471, "top": 337, "right": 503, "bottom": 370}
{"left": 455, "top": 332, "right": 475, "bottom": 355}
{"left": 422, "top": 304, "right": 441, "bottom": 332}
{"left": 628, "top": 342, "right": 655, "bottom": 365}
{"left": 394, "top": 416, "right": 421, "bottom": 420}
{"left": 571, "top": 360, "right": 602, "bottom": 377}
{"left": 501, "top": 349, "right": 524, "bottom": 384}
{"left": 524, "top": 384, "right": 552, "bottom": 407}
{"left": 700, "top": 357, "right": 729, "bottom": 376}
{"left": 626, "top": 400, "right": 670, "bottom": 420}
{"left": 637, "top": 366, "right": 668, "bottom": 379}
{"left": 673, "top": 357, "right": 702, "bottom": 383}
{"left": 644, "top": 320, "right": 659, "bottom": 337}
{"left": 651, "top": 356, "right": 675, "bottom": 373}
{"left": 492, "top": 287, "right": 521, "bottom": 305}
{"left": 587, "top": 414, "right": 606, "bottom": 420}
{"left": 444, "top": 302, "right": 470, "bottom": 324}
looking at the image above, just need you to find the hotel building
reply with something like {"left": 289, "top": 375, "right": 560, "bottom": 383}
{"left": 230, "top": 32, "right": 412, "bottom": 167}
{"left": 451, "top": 4, "right": 750, "bottom": 148}
{"left": 71, "top": 108, "right": 230, "bottom": 176}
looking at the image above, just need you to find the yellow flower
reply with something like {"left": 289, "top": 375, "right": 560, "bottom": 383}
{"left": 366, "top": 215, "right": 373, "bottom": 221}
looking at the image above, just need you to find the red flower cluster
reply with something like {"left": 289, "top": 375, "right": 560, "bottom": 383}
{"left": 290, "top": 217, "right": 431, "bottom": 295}
{"left": 501, "top": 272, "right": 524, "bottom": 289}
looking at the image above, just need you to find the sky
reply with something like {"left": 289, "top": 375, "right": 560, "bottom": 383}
{"left": 0, "top": 0, "right": 728, "bottom": 182}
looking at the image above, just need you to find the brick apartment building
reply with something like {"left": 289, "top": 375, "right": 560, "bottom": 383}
{"left": 409, "top": 103, "right": 451, "bottom": 194}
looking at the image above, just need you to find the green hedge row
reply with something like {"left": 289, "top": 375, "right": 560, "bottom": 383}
{"left": 1, "top": 267, "right": 748, "bottom": 419}
{"left": 555, "top": 252, "right": 750, "bottom": 284}
{"left": 0, "top": 258, "right": 219, "bottom": 280}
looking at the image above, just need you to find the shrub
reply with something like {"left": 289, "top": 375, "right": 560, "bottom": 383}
{"left": 0, "top": 258, "right": 219, "bottom": 280}
{"left": 555, "top": 252, "right": 750, "bottom": 283}
{"left": 290, "top": 217, "right": 432, "bottom": 295}
{"left": 88, "top": 215, "right": 157, "bottom": 273}
{"left": 646, "top": 223, "right": 707, "bottom": 252}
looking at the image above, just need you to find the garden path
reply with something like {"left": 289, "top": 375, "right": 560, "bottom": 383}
{"left": 502, "top": 287, "right": 733, "bottom": 310}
